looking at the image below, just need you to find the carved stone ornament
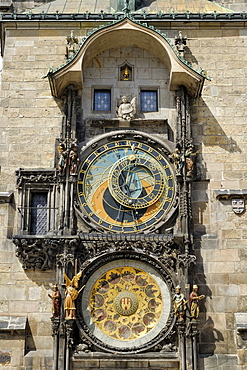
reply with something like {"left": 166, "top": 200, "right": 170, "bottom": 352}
{"left": 232, "top": 198, "right": 245, "bottom": 214}
{"left": 13, "top": 233, "right": 179, "bottom": 271}
{"left": 177, "top": 254, "right": 196, "bottom": 269}
{"left": 16, "top": 169, "right": 58, "bottom": 189}
{"left": 13, "top": 238, "right": 59, "bottom": 270}
{"left": 13, "top": 237, "right": 80, "bottom": 271}
{"left": 51, "top": 317, "right": 60, "bottom": 337}
{"left": 65, "top": 319, "right": 76, "bottom": 348}
{"left": 77, "top": 238, "right": 179, "bottom": 273}
{"left": 74, "top": 338, "right": 93, "bottom": 353}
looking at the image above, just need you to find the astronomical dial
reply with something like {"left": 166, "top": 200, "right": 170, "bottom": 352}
{"left": 79, "top": 258, "right": 173, "bottom": 353}
{"left": 77, "top": 137, "right": 176, "bottom": 233}
{"left": 108, "top": 154, "right": 165, "bottom": 209}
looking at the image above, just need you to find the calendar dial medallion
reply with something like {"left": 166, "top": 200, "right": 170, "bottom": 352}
{"left": 77, "top": 134, "right": 176, "bottom": 233}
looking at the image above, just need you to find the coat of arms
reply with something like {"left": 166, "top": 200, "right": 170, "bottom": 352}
{"left": 232, "top": 198, "right": 245, "bottom": 214}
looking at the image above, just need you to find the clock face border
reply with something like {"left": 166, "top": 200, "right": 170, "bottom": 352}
{"left": 77, "top": 131, "right": 177, "bottom": 233}
{"left": 76, "top": 252, "right": 175, "bottom": 354}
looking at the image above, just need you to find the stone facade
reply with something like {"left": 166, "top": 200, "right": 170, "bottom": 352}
{"left": 0, "top": 0, "right": 247, "bottom": 369}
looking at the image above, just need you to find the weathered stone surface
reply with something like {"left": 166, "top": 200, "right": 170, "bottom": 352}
{"left": 0, "top": 8, "right": 247, "bottom": 370}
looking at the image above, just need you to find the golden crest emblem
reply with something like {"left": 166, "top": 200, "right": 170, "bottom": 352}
{"left": 120, "top": 297, "right": 132, "bottom": 312}
{"left": 114, "top": 291, "right": 138, "bottom": 316}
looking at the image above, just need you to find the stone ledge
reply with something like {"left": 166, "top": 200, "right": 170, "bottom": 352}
{"left": 73, "top": 352, "right": 178, "bottom": 359}
{"left": 214, "top": 189, "right": 247, "bottom": 199}
{"left": 88, "top": 118, "right": 168, "bottom": 127}
{"left": 72, "top": 354, "right": 179, "bottom": 370}
{"left": 0, "top": 316, "right": 26, "bottom": 333}
{"left": 0, "top": 0, "right": 12, "bottom": 12}
{"left": 235, "top": 313, "right": 247, "bottom": 333}
{"left": 0, "top": 191, "right": 14, "bottom": 204}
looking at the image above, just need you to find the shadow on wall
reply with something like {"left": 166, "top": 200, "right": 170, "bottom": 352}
{"left": 135, "top": 0, "right": 156, "bottom": 10}
{"left": 199, "top": 316, "right": 224, "bottom": 352}
{"left": 184, "top": 46, "right": 199, "bottom": 66}
{"left": 188, "top": 95, "right": 234, "bottom": 363}
{"left": 190, "top": 244, "right": 225, "bottom": 360}
{"left": 191, "top": 97, "right": 241, "bottom": 154}
{"left": 25, "top": 320, "right": 37, "bottom": 354}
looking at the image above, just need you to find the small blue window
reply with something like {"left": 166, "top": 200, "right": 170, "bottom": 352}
{"left": 94, "top": 89, "right": 111, "bottom": 111}
{"left": 140, "top": 90, "right": 158, "bottom": 112}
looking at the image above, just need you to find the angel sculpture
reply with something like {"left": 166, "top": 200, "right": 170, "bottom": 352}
{"left": 117, "top": 95, "right": 136, "bottom": 121}
{"left": 64, "top": 271, "right": 83, "bottom": 319}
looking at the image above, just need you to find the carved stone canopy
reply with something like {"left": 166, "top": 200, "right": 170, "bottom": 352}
{"left": 48, "top": 18, "right": 205, "bottom": 98}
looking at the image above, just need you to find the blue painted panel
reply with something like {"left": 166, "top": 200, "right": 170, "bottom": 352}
{"left": 141, "top": 91, "right": 158, "bottom": 112}
{"left": 94, "top": 90, "right": 111, "bottom": 111}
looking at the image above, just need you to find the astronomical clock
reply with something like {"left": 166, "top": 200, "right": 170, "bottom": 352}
{"left": 77, "top": 131, "right": 177, "bottom": 234}
{"left": 75, "top": 131, "right": 179, "bottom": 354}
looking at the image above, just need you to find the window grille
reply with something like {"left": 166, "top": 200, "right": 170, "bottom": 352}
{"left": 30, "top": 193, "right": 48, "bottom": 235}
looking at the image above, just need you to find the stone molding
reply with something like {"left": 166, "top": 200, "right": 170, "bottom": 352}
{"left": 0, "top": 316, "right": 26, "bottom": 334}
{"left": 0, "top": 192, "right": 13, "bottom": 204}
{"left": 214, "top": 189, "right": 247, "bottom": 199}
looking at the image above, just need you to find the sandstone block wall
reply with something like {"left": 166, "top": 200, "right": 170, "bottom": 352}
{"left": 0, "top": 20, "right": 246, "bottom": 369}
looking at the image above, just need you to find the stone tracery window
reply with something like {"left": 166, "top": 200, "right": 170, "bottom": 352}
{"left": 16, "top": 169, "right": 58, "bottom": 236}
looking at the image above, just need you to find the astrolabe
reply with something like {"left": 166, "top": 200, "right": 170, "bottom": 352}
{"left": 77, "top": 134, "right": 176, "bottom": 233}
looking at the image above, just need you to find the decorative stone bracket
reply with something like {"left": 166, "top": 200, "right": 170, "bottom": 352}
{"left": 13, "top": 233, "right": 182, "bottom": 272}
{"left": 235, "top": 313, "right": 247, "bottom": 337}
{"left": 0, "top": 316, "right": 26, "bottom": 334}
{"left": 214, "top": 189, "right": 246, "bottom": 214}
{"left": 0, "top": 192, "right": 14, "bottom": 204}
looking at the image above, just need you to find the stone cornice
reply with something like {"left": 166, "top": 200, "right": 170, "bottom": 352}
{"left": 3, "top": 12, "right": 244, "bottom": 22}
{"left": 0, "top": 191, "right": 14, "bottom": 204}
{"left": 214, "top": 189, "right": 247, "bottom": 199}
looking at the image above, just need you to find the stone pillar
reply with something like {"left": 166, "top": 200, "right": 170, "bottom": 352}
{"left": 65, "top": 320, "right": 75, "bottom": 370}
{"left": 51, "top": 318, "right": 60, "bottom": 370}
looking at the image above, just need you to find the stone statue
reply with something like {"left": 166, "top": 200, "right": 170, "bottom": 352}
{"left": 64, "top": 271, "right": 82, "bottom": 319}
{"left": 172, "top": 285, "right": 187, "bottom": 322}
{"left": 58, "top": 144, "right": 67, "bottom": 176}
{"left": 48, "top": 285, "right": 61, "bottom": 319}
{"left": 117, "top": 95, "right": 136, "bottom": 121}
{"left": 69, "top": 147, "right": 78, "bottom": 176}
{"left": 170, "top": 148, "right": 182, "bottom": 175}
{"left": 184, "top": 145, "right": 198, "bottom": 175}
{"left": 189, "top": 284, "right": 205, "bottom": 321}
{"left": 66, "top": 30, "right": 79, "bottom": 59}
